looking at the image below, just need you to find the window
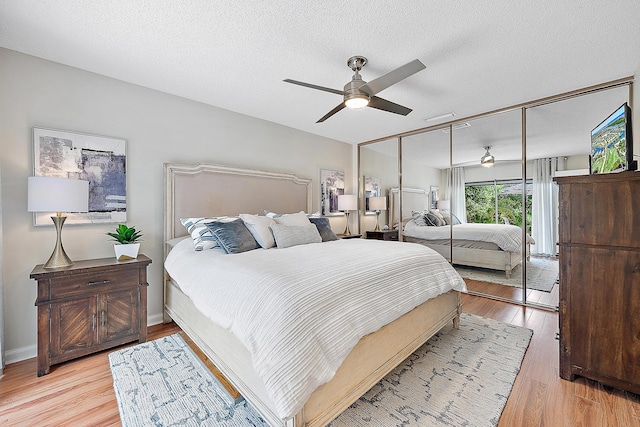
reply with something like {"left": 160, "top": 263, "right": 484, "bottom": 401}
{"left": 465, "top": 179, "right": 532, "bottom": 233}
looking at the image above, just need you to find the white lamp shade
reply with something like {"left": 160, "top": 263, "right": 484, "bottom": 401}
{"left": 369, "top": 196, "right": 387, "bottom": 210}
{"left": 338, "top": 194, "right": 357, "bottom": 211}
{"left": 28, "top": 176, "right": 89, "bottom": 213}
{"left": 437, "top": 199, "right": 450, "bottom": 210}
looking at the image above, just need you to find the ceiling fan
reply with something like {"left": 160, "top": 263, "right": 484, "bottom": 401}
{"left": 284, "top": 56, "right": 426, "bottom": 123}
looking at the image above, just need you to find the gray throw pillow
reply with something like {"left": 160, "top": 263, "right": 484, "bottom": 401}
{"left": 308, "top": 217, "right": 338, "bottom": 242}
{"left": 205, "top": 219, "right": 260, "bottom": 254}
{"left": 270, "top": 223, "right": 322, "bottom": 248}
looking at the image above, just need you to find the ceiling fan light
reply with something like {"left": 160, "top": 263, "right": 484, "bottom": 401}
{"left": 480, "top": 146, "right": 495, "bottom": 167}
{"left": 345, "top": 93, "right": 370, "bottom": 109}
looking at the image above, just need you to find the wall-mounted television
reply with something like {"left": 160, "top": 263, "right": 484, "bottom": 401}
{"left": 590, "top": 102, "right": 635, "bottom": 174}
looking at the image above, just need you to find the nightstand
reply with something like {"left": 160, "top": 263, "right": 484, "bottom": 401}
{"left": 30, "top": 254, "right": 151, "bottom": 376}
{"left": 366, "top": 230, "right": 398, "bottom": 241}
{"left": 337, "top": 234, "right": 362, "bottom": 239}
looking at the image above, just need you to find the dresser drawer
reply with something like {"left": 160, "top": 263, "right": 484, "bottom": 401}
{"left": 49, "top": 268, "right": 139, "bottom": 300}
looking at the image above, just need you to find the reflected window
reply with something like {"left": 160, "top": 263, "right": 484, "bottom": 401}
{"left": 465, "top": 179, "right": 532, "bottom": 233}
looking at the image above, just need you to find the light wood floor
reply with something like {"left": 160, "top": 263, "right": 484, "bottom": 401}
{"left": 1, "top": 287, "right": 638, "bottom": 427}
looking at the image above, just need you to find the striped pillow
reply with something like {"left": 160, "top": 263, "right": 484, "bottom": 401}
{"left": 180, "top": 217, "right": 225, "bottom": 250}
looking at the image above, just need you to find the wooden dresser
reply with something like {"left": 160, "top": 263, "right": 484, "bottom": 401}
{"left": 555, "top": 172, "right": 640, "bottom": 394}
{"left": 30, "top": 255, "right": 151, "bottom": 376}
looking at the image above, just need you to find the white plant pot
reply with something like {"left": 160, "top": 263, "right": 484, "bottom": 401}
{"left": 114, "top": 243, "right": 140, "bottom": 261}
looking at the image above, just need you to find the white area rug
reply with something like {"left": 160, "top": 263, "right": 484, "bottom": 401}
{"left": 455, "top": 256, "right": 559, "bottom": 292}
{"left": 110, "top": 313, "right": 532, "bottom": 426}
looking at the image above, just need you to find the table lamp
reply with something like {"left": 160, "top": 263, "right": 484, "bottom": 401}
{"left": 369, "top": 196, "right": 387, "bottom": 231}
{"left": 337, "top": 194, "right": 357, "bottom": 236}
{"left": 28, "top": 177, "right": 89, "bottom": 269}
{"left": 437, "top": 199, "right": 450, "bottom": 212}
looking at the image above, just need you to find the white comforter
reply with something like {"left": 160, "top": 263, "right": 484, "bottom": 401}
{"left": 404, "top": 221, "right": 535, "bottom": 253}
{"left": 164, "top": 238, "right": 466, "bottom": 420}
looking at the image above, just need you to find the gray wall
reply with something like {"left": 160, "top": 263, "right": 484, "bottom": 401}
{"left": 0, "top": 48, "right": 353, "bottom": 363}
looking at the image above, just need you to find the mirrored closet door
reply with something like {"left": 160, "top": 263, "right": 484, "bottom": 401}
{"left": 358, "top": 138, "right": 398, "bottom": 237}
{"left": 358, "top": 78, "right": 633, "bottom": 310}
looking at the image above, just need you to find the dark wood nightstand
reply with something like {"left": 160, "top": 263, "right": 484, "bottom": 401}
{"left": 337, "top": 234, "right": 362, "bottom": 239}
{"left": 366, "top": 230, "right": 398, "bottom": 241}
{"left": 30, "top": 254, "right": 151, "bottom": 376}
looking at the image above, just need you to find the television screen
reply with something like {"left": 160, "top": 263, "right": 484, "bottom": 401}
{"left": 590, "top": 103, "right": 633, "bottom": 174}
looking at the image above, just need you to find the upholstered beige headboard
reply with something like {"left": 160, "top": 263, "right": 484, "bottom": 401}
{"left": 164, "top": 163, "right": 312, "bottom": 244}
{"left": 389, "top": 187, "right": 429, "bottom": 229}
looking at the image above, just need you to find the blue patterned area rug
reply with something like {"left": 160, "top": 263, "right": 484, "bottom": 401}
{"left": 109, "top": 313, "right": 532, "bottom": 426}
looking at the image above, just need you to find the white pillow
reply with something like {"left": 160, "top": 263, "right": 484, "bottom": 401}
{"left": 273, "top": 211, "right": 312, "bottom": 226}
{"left": 239, "top": 214, "right": 276, "bottom": 249}
{"left": 270, "top": 223, "right": 322, "bottom": 249}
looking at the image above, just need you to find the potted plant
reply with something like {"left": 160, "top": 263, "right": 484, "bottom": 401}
{"left": 107, "top": 224, "right": 143, "bottom": 261}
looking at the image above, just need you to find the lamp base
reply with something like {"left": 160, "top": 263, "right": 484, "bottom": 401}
{"left": 342, "top": 211, "right": 352, "bottom": 236}
{"left": 374, "top": 211, "right": 381, "bottom": 231}
{"left": 43, "top": 215, "right": 73, "bottom": 269}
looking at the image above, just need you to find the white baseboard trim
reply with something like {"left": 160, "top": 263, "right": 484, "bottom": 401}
{"left": 5, "top": 344, "right": 36, "bottom": 365}
{"left": 5, "top": 313, "right": 168, "bottom": 365}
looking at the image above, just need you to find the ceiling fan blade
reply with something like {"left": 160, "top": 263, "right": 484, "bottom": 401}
{"left": 358, "top": 59, "right": 426, "bottom": 96}
{"left": 368, "top": 96, "right": 412, "bottom": 116}
{"left": 317, "top": 103, "right": 346, "bottom": 123}
{"left": 283, "top": 79, "right": 345, "bottom": 96}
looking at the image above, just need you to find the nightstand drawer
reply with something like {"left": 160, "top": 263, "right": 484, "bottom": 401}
{"left": 49, "top": 269, "right": 139, "bottom": 300}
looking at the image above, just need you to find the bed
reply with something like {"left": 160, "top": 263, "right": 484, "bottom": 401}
{"left": 390, "top": 187, "right": 533, "bottom": 278}
{"left": 163, "top": 163, "right": 466, "bottom": 427}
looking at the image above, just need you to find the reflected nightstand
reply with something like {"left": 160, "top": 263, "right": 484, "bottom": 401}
{"left": 366, "top": 230, "right": 398, "bottom": 241}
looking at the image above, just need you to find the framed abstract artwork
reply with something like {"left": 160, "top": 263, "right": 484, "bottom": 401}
{"left": 364, "top": 176, "right": 381, "bottom": 214}
{"left": 320, "top": 169, "right": 345, "bottom": 216}
{"left": 32, "top": 127, "right": 127, "bottom": 225}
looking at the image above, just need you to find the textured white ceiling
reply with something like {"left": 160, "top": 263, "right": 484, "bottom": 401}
{"left": 1, "top": 0, "right": 639, "bottom": 152}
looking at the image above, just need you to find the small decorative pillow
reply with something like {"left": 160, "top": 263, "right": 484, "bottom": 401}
{"left": 273, "top": 211, "right": 312, "bottom": 226}
{"left": 205, "top": 218, "right": 260, "bottom": 254}
{"left": 425, "top": 212, "right": 445, "bottom": 226}
{"left": 264, "top": 210, "right": 282, "bottom": 219}
{"left": 270, "top": 223, "right": 322, "bottom": 248}
{"left": 308, "top": 217, "right": 338, "bottom": 242}
{"left": 239, "top": 214, "right": 276, "bottom": 249}
{"left": 411, "top": 210, "right": 431, "bottom": 226}
{"left": 439, "top": 211, "right": 452, "bottom": 226}
{"left": 180, "top": 217, "right": 221, "bottom": 250}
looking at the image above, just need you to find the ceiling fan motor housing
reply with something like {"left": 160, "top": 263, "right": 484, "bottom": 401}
{"left": 343, "top": 74, "right": 370, "bottom": 108}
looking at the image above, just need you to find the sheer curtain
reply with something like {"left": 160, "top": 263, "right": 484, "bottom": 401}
{"left": 446, "top": 167, "right": 467, "bottom": 223}
{"left": 532, "top": 158, "right": 559, "bottom": 256}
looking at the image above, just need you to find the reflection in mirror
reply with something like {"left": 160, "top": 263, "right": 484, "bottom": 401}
{"left": 524, "top": 84, "right": 630, "bottom": 308}
{"left": 450, "top": 109, "right": 525, "bottom": 301}
{"left": 358, "top": 139, "right": 398, "bottom": 237}
{"left": 399, "top": 129, "right": 452, "bottom": 263}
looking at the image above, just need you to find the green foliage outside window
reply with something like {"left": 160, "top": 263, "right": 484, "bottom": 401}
{"left": 465, "top": 183, "right": 532, "bottom": 233}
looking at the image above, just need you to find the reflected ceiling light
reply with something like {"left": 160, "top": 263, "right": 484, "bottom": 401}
{"left": 480, "top": 146, "right": 495, "bottom": 167}
{"left": 441, "top": 122, "right": 471, "bottom": 133}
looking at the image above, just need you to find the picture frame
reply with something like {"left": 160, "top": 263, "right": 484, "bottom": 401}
{"left": 320, "top": 169, "right": 345, "bottom": 216}
{"left": 430, "top": 185, "right": 439, "bottom": 209}
{"left": 364, "top": 176, "right": 381, "bottom": 214}
{"left": 33, "top": 127, "right": 127, "bottom": 225}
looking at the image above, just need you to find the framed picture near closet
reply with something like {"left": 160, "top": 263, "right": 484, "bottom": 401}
{"left": 320, "top": 169, "right": 345, "bottom": 216}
